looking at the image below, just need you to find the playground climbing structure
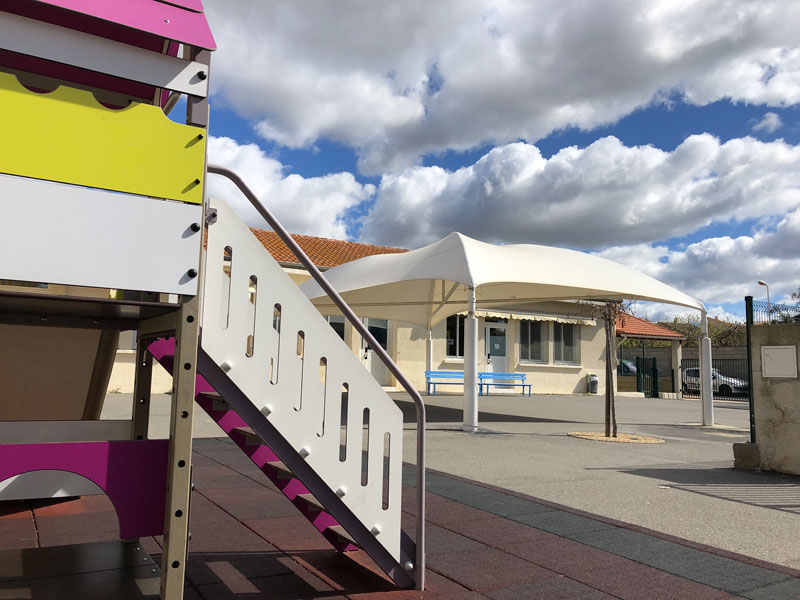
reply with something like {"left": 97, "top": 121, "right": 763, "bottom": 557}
{"left": 0, "top": 2, "right": 424, "bottom": 598}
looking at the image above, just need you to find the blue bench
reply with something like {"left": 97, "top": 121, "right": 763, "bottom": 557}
{"left": 479, "top": 372, "right": 531, "bottom": 396}
{"left": 425, "top": 370, "right": 464, "bottom": 395}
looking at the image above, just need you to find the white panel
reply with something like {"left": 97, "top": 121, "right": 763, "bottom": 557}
{"left": 0, "top": 420, "right": 132, "bottom": 444}
{"left": 0, "top": 174, "right": 202, "bottom": 295}
{"left": 0, "top": 11, "right": 208, "bottom": 97}
{"left": 761, "top": 346, "right": 798, "bottom": 378}
{"left": 202, "top": 199, "right": 404, "bottom": 561}
{"left": 0, "top": 470, "right": 104, "bottom": 501}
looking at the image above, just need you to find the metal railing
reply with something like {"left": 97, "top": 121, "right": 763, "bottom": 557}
{"left": 751, "top": 299, "right": 800, "bottom": 325}
{"left": 680, "top": 358, "right": 750, "bottom": 401}
{"left": 206, "top": 165, "right": 426, "bottom": 590}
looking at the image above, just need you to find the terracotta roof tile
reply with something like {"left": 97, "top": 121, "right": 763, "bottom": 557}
{"left": 616, "top": 313, "right": 684, "bottom": 340}
{"left": 250, "top": 229, "right": 407, "bottom": 268}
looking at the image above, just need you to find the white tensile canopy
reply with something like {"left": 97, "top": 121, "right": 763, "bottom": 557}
{"left": 300, "top": 232, "right": 714, "bottom": 429}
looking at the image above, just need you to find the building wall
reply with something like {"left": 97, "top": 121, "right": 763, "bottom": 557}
{"left": 750, "top": 323, "right": 800, "bottom": 476}
{"left": 391, "top": 301, "right": 609, "bottom": 394}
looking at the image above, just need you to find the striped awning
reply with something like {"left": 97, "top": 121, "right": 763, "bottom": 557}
{"left": 459, "top": 309, "right": 596, "bottom": 326}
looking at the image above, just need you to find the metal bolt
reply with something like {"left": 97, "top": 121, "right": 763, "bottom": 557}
{"left": 299, "top": 447, "right": 311, "bottom": 459}
{"left": 221, "top": 361, "right": 233, "bottom": 373}
{"left": 403, "top": 561, "right": 414, "bottom": 572}
{"left": 336, "top": 487, "right": 346, "bottom": 498}
{"left": 187, "top": 268, "right": 198, "bottom": 278}
{"left": 194, "top": 178, "right": 201, "bottom": 185}
{"left": 190, "top": 222, "right": 201, "bottom": 232}
{"left": 197, "top": 133, "right": 204, "bottom": 140}
{"left": 370, "top": 525, "right": 381, "bottom": 536}
{"left": 197, "top": 71, "right": 207, "bottom": 81}
{"left": 261, "top": 405, "right": 273, "bottom": 416}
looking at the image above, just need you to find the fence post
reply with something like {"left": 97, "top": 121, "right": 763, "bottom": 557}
{"left": 744, "top": 296, "right": 756, "bottom": 443}
{"left": 652, "top": 358, "right": 659, "bottom": 398}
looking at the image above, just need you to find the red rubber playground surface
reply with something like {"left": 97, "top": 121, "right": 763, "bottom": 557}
{"left": 1, "top": 437, "right": 798, "bottom": 599}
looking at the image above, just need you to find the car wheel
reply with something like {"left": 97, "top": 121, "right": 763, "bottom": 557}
{"left": 719, "top": 384, "right": 732, "bottom": 396}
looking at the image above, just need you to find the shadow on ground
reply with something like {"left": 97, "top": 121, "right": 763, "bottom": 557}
{"left": 591, "top": 464, "right": 800, "bottom": 515}
{"left": 394, "top": 398, "right": 586, "bottom": 425}
{"left": 151, "top": 549, "right": 398, "bottom": 599}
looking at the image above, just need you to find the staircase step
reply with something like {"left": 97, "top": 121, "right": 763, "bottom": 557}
{"left": 296, "top": 493, "right": 325, "bottom": 512}
{"left": 327, "top": 525, "right": 358, "bottom": 547}
{"left": 197, "top": 391, "right": 229, "bottom": 411}
{"left": 264, "top": 460, "right": 294, "bottom": 479}
{"left": 231, "top": 426, "right": 260, "bottom": 446}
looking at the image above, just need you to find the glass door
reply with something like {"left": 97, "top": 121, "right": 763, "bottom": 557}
{"left": 484, "top": 324, "right": 508, "bottom": 375}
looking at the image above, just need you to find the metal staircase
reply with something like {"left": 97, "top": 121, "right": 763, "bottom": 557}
{"left": 151, "top": 169, "right": 426, "bottom": 589}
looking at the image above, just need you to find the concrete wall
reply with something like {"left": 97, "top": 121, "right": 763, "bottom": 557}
{"left": 750, "top": 324, "right": 800, "bottom": 476}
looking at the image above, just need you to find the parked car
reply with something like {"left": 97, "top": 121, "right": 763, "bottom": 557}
{"left": 682, "top": 368, "right": 748, "bottom": 396}
{"left": 618, "top": 360, "right": 637, "bottom": 375}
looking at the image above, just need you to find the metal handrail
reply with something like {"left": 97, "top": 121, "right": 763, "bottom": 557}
{"left": 206, "top": 165, "right": 426, "bottom": 590}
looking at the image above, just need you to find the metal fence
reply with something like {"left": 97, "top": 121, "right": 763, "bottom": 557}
{"left": 680, "top": 358, "right": 750, "bottom": 401}
{"left": 752, "top": 299, "right": 800, "bottom": 326}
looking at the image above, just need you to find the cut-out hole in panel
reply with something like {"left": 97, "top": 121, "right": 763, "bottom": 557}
{"left": 245, "top": 275, "right": 257, "bottom": 357}
{"left": 361, "top": 408, "right": 370, "bottom": 487}
{"left": 221, "top": 246, "right": 232, "bottom": 329}
{"left": 270, "top": 304, "right": 282, "bottom": 384}
{"left": 317, "top": 357, "right": 327, "bottom": 437}
{"left": 382, "top": 432, "right": 391, "bottom": 510}
{"left": 339, "top": 384, "right": 349, "bottom": 462}
{"left": 273, "top": 304, "right": 282, "bottom": 332}
{"left": 294, "top": 331, "right": 305, "bottom": 411}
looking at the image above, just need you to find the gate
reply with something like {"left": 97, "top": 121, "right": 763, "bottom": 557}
{"left": 635, "top": 356, "right": 659, "bottom": 398}
{"left": 680, "top": 358, "right": 750, "bottom": 401}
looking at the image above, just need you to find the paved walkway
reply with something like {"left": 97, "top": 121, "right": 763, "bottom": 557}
{"left": 2, "top": 437, "right": 798, "bottom": 599}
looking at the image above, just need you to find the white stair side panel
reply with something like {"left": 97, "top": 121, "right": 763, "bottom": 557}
{"left": 0, "top": 175, "right": 202, "bottom": 295}
{"left": 202, "top": 198, "right": 403, "bottom": 560}
{"left": 0, "top": 11, "right": 209, "bottom": 97}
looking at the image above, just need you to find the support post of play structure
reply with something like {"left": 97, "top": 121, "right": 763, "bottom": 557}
{"left": 700, "top": 310, "right": 714, "bottom": 426}
{"left": 463, "top": 285, "right": 479, "bottom": 432}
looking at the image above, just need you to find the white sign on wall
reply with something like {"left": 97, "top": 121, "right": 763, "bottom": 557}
{"left": 761, "top": 346, "right": 798, "bottom": 378}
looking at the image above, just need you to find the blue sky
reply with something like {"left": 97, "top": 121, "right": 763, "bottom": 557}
{"left": 203, "top": 0, "right": 800, "bottom": 322}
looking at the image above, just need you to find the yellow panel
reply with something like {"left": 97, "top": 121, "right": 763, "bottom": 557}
{"left": 0, "top": 72, "right": 205, "bottom": 204}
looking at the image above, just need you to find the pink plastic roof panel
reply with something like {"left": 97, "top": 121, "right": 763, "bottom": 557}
{"left": 26, "top": 0, "right": 216, "bottom": 50}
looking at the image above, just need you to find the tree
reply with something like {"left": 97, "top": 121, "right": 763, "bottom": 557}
{"left": 576, "top": 300, "right": 621, "bottom": 437}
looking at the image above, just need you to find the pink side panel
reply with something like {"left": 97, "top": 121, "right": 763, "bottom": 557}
{"left": 0, "top": 440, "right": 169, "bottom": 539}
{"left": 31, "top": 0, "right": 217, "bottom": 49}
{"left": 155, "top": 0, "right": 205, "bottom": 13}
{"left": 4, "top": 0, "right": 165, "bottom": 51}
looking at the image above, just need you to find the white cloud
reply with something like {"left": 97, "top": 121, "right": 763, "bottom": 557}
{"left": 359, "top": 135, "right": 800, "bottom": 250}
{"left": 596, "top": 209, "right": 800, "bottom": 312}
{"left": 204, "top": 0, "right": 800, "bottom": 173}
{"left": 752, "top": 112, "right": 783, "bottom": 133}
{"left": 206, "top": 137, "right": 374, "bottom": 238}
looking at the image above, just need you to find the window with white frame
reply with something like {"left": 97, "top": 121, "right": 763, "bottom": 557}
{"left": 445, "top": 314, "right": 465, "bottom": 358}
{"left": 554, "top": 322, "right": 578, "bottom": 363}
{"left": 519, "top": 320, "right": 544, "bottom": 362}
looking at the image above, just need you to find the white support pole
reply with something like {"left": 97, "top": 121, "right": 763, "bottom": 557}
{"left": 463, "top": 285, "right": 479, "bottom": 432}
{"left": 699, "top": 310, "right": 714, "bottom": 426}
{"left": 671, "top": 339, "right": 682, "bottom": 399}
{"left": 426, "top": 329, "right": 433, "bottom": 372}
